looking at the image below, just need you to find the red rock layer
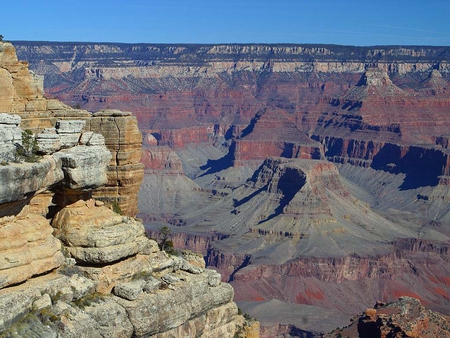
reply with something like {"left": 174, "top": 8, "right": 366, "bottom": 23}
{"left": 232, "top": 108, "right": 324, "bottom": 165}
{"left": 205, "top": 239, "right": 450, "bottom": 316}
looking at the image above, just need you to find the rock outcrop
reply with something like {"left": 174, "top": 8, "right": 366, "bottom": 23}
{"left": 325, "top": 297, "right": 450, "bottom": 338}
{"left": 0, "top": 41, "right": 252, "bottom": 338}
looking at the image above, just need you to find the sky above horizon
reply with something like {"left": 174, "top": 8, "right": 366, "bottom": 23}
{"left": 4, "top": 0, "right": 450, "bottom": 46}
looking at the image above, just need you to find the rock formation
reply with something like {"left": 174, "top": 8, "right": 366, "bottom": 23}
{"left": 325, "top": 296, "right": 450, "bottom": 338}
{"left": 14, "top": 41, "right": 450, "bottom": 336}
{"left": 0, "top": 41, "right": 254, "bottom": 337}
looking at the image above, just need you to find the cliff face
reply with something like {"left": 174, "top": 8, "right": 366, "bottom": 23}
{"left": 0, "top": 41, "right": 253, "bottom": 338}
{"left": 14, "top": 42, "right": 450, "bottom": 177}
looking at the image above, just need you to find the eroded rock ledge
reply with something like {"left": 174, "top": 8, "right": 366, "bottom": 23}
{"left": 0, "top": 208, "right": 245, "bottom": 337}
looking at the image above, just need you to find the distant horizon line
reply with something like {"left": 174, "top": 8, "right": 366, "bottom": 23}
{"left": 9, "top": 40, "right": 450, "bottom": 49}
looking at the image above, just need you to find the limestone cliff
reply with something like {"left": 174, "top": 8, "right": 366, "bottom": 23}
{"left": 0, "top": 41, "right": 254, "bottom": 337}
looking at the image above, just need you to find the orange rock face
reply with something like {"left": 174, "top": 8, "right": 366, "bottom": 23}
{"left": 87, "top": 111, "right": 144, "bottom": 216}
{"left": 0, "top": 209, "right": 64, "bottom": 289}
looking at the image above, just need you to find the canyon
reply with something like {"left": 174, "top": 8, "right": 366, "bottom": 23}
{"left": 13, "top": 41, "right": 450, "bottom": 336}
{"left": 0, "top": 41, "right": 255, "bottom": 337}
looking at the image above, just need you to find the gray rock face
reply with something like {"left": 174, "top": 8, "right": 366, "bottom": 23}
{"left": 56, "top": 120, "right": 86, "bottom": 134}
{"left": 0, "top": 114, "right": 22, "bottom": 164}
{"left": 0, "top": 157, "right": 63, "bottom": 205}
{"left": 143, "top": 277, "right": 162, "bottom": 293}
{"left": 115, "top": 272, "right": 235, "bottom": 337}
{"left": 55, "top": 120, "right": 84, "bottom": 148}
{"left": 37, "top": 125, "right": 107, "bottom": 155}
{"left": 59, "top": 133, "right": 81, "bottom": 149}
{"left": 79, "top": 132, "right": 105, "bottom": 146}
{"left": 83, "top": 298, "right": 134, "bottom": 338}
{"left": 54, "top": 145, "right": 111, "bottom": 189}
{"left": 36, "top": 128, "right": 61, "bottom": 154}
{"left": 0, "top": 113, "right": 112, "bottom": 203}
{"left": 0, "top": 113, "right": 21, "bottom": 125}
{"left": 113, "top": 280, "right": 146, "bottom": 301}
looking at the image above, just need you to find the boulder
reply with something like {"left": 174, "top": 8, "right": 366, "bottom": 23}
{"left": 54, "top": 146, "right": 111, "bottom": 189}
{"left": 113, "top": 280, "right": 146, "bottom": 300}
{"left": 52, "top": 200, "right": 148, "bottom": 263}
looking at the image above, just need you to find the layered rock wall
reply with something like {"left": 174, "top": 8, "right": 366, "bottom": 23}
{"left": 0, "top": 43, "right": 144, "bottom": 216}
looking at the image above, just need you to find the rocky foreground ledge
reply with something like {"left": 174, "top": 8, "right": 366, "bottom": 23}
{"left": 0, "top": 201, "right": 252, "bottom": 337}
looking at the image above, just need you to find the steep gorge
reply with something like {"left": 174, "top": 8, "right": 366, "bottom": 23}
{"left": 14, "top": 41, "right": 450, "bottom": 336}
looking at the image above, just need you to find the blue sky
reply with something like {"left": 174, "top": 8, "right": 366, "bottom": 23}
{"left": 4, "top": 0, "right": 450, "bottom": 46}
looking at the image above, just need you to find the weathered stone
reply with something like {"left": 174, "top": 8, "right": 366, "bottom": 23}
{"left": 143, "top": 277, "right": 162, "bottom": 293}
{"left": 113, "top": 280, "right": 146, "bottom": 300}
{"left": 79, "top": 132, "right": 105, "bottom": 146}
{"left": 0, "top": 42, "right": 18, "bottom": 66}
{"left": 0, "top": 113, "right": 20, "bottom": 125}
{"left": 181, "top": 250, "right": 206, "bottom": 269}
{"left": 47, "top": 99, "right": 69, "bottom": 111}
{"left": 0, "top": 124, "right": 22, "bottom": 143}
{"left": 88, "top": 114, "right": 144, "bottom": 216}
{"left": 36, "top": 128, "right": 61, "bottom": 154}
{"left": 83, "top": 298, "right": 134, "bottom": 337}
{"left": 0, "top": 157, "right": 63, "bottom": 207}
{"left": 77, "top": 254, "right": 157, "bottom": 293}
{"left": 56, "top": 120, "right": 86, "bottom": 134}
{"left": 161, "top": 273, "right": 180, "bottom": 285}
{"left": 52, "top": 200, "right": 148, "bottom": 263}
{"left": 54, "top": 146, "right": 111, "bottom": 189}
{"left": 0, "top": 68, "right": 14, "bottom": 112}
{"left": 25, "top": 98, "right": 47, "bottom": 111}
{"left": 68, "top": 274, "right": 95, "bottom": 300}
{"left": 67, "top": 237, "right": 148, "bottom": 264}
{"left": 0, "top": 117, "right": 22, "bottom": 163}
{"left": 32, "top": 293, "right": 52, "bottom": 311}
{"left": 115, "top": 271, "right": 235, "bottom": 337}
{"left": 206, "top": 270, "right": 222, "bottom": 287}
{"left": 59, "top": 133, "right": 81, "bottom": 148}
{"left": 0, "top": 214, "right": 65, "bottom": 289}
